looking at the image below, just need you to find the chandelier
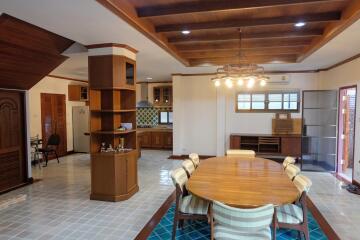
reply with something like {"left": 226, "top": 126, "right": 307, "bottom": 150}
{"left": 211, "top": 29, "right": 269, "bottom": 89}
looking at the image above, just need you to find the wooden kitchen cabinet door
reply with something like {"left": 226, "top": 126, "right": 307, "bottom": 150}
{"left": 151, "top": 132, "right": 164, "bottom": 148}
{"left": 281, "top": 137, "right": 301, "bottom": 157}
{"left": 141, "top": 132, "right": 152, "bottom": 148}
{"left": 163, "top": 132, "right": 173, "bottom": 149}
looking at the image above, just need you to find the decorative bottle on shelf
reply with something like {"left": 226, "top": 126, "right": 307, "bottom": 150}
{"left": 100, "top": 142, "right": 106, "bottom": 152}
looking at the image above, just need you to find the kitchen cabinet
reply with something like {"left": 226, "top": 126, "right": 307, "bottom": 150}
{"left": 153, "top": 86, "right": 172, "bottom": 106}
{"left": 68, "top": 85, "right": 88, "bottom": 101}
{"left": 138, "top": 130, "right": 173, "bottom": 149}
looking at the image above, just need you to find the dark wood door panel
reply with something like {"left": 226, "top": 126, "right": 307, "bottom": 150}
{"left": 41, "top": 93, "right": 67, "bottom": 157}
{"left": 0, "top": 90, "right": 27, "bottom": 192}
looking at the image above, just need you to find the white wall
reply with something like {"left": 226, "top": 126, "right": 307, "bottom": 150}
{"left": 28, "top": 76, "right": 87, "bottom": 152}
{"left": 173, "top": 73, "right": 319, "bottom": 156}
{"left": 318, "top": 58, "right": 360, "bottom": 183}
{"left": 173, "top": 75, "right": 217, "bottom": 156}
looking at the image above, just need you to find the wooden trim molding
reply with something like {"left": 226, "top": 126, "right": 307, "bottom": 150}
{"left": 86, "top": 43, "right": 138, "bottom": 53}
{"left": 306, "top": 197, "right": 341, "bottom": 240}
{"left": 134, "top": 191, "right": 175, "bottom": 240}
{"left": 47, "top": 75, "right": 88, "bottom": 83}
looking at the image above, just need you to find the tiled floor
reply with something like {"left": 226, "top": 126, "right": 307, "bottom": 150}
{"left": 304, "top": 172, "right": 360, "bottom": 240}
{"left": 0, "top": 150, "right": 181, "bottom": 240}
{"left": 0, "top": 151, "right": 359, "bottom": 240}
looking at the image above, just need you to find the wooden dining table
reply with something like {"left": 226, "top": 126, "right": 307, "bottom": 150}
{"left": 187, "top": 156, "right": 299, "bottom": 208}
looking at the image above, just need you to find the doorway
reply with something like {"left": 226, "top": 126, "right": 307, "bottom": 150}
{"left": 41, "top": 93, "right": 67, "bottom": 157}
{"left": 337, "top": 86, "right": 357, "bottom": 181}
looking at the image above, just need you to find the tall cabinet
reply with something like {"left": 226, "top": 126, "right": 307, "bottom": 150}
{"left": 88, "top": 44, "right": 139, "bottom": 202}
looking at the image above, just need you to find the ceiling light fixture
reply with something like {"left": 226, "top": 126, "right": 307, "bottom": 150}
{"left": 211, "top": 29, "right": 268, "bottom": 89}
{"left": 181, "top": 30, "right": 191, "bottom": 35}
{"left": 294, "top": 22, "right": 306, "bottom": 27}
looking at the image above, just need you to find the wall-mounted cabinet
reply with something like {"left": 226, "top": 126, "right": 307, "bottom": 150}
{"left": 153, "top": 86, "right": 172, "bottom": 106}
{"left": 68, "top": 85, "right": 88, "bottom": 101}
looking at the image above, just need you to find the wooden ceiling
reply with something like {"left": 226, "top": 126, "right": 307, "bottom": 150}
{"left": 0, "top": 14, "right": 74, "bottom": 90}
{"left": 99, "top": 0, "right": 360, "bottom": 67}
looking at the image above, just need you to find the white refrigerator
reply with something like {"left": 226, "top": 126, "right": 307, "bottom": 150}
{"left": 72, "top": 106, "right": 90, "bottom": 153}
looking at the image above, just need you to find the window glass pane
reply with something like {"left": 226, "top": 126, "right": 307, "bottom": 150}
{"left": 268, "top": 93, "right": 282, "bottom": 101}
{"left": 269, "top": 102, "right": 282, "bottom": 109}
{"left": 252, "top": 94, "right": 265, "bottom": 101}
{"left": 238, "top": 102, "right": 250, "bottom": 110}
{"left": 284, "top": 101, "right": 298, "bottom": 110}
{"left": 290, "top": 93, "right": 298, "bottom": 101}
{"left": 160, "top": 112, "right": 168, "bottom": 123}
{"left": 283, "top": 93, "right": 290, "bottom": 101}
{"left": 252, "top": 102, "right": 265, "bottom": 109}
{"left": 238, "top": 94, "right": 250, "bottom": 101}
{"left": 168, "top": 112, "right": 173, "bottom": 123}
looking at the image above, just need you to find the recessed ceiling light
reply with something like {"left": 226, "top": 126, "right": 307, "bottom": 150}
{"left": 181, "top": 30, "right": 191, "bottom": 35}
{"left": 146, "top": 77, "right": 153, "bottom": 80}
{"left": 294, "top": 22, "right": 306, "bottom": 27}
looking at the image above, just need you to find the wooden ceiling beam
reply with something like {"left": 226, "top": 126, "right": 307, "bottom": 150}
{"left": 176, "top": 38, "right": 312, "bottom": 51}
{"left": 180, "top": 46, "right": 305, "bottom": 59}
{"left": 168, "top": 29, "right": 323, "bottom": 43}
{"left": 298, "top": 0, "right": 360, "bottom": 62}
{"left": 96, "top": 0, "right": 189, "bottom": 66}
{"left": 137, "top": 0, "right": 332, "bottom": 18}
{"left": 155, "top": 12, "right": 341, "bottom": 32}
{"left": 189, "top": 55, "right": 298, "bottom": 66}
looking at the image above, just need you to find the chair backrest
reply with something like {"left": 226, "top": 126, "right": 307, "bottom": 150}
{"left": 293, "top": 174, "right": 312, "bottom": 193}
{"left": 212, "top": 201, "right": 274, "bottom": 232}
{"left": 170, "top": 168, "right": 188, "bottom": 192}
{"left": 285, "top": 164, "right": 301, "bottom": 181}
{"left": 189, "top": 153, "right": 200, "bottom": 168}
{"left": 182, "top": 159, "right": 195, "bottom": 177}
{"left": 283, "top": 156, "right": 296, "bottom": 169}
{"left": 226, "top": 149, "right": 255, "bottom": 158}
{"left": 47, "top": 134, "right": 60, "bottom": 147}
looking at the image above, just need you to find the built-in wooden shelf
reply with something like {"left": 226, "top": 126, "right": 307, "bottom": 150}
{"left": 91, "top": 130, "right": 137, "bottom": 135}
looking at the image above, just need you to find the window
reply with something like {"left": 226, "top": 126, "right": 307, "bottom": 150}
{"left": 236, "top": 91, "right": 300, "bottom": 112}
{"left": 159, "top": 111, "right": 173, "bottom": 124}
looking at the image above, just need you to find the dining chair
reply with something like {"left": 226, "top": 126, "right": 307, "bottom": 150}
{"left": 210, "top": 201, "right": 275, "bottom": 240}
{"left": 38, "top": 134, "right": 60, "bottom": 167}
{"left": 189, "top": 153, "right": 200, "bottom": 168}
{"left": 170, "top": 168, "right": 210, "bottom": 240}
{"left": 226, "top": 149, "right": 256, "bottom": 158}
{"left": 275, "top": 174, "right": 313, "bottom": 240}
{"left": 182, "top": 159, "right": 195, "bottom": 178}
{"left": 285, "top": 164, "right": 301, "bottom": 181}
{"left": 283, "top": 156, "right": 296, "bottom": 170}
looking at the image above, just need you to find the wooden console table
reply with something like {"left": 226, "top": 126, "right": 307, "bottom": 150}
{"left": 230, "top": 133, "right": 301, "bottom": 157}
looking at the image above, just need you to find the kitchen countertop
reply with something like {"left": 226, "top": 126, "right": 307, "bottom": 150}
{"left": 137, "top": 126, "right": 173, "bottom": 133}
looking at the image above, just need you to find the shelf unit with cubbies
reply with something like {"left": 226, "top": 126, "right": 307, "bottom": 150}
{"left": 88, "top": 44, "right": 139, "bottom": 202}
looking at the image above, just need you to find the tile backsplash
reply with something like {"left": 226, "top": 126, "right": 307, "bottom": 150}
{"left": 136, "top": 107, "right": 172, "bottom": 127}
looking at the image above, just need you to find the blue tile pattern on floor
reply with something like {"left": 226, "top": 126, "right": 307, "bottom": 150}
{"left": 148, "top": 204, "right": 328, "bottom": 240}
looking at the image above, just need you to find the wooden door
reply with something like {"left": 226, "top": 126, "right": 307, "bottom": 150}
{"left": 163, "top": 132, "right": 173, "bottom": 149}
{"left": 151, "top": 132, "right": 164, "bottom": 148}
{"left": 41, "top": 93, "right": 67, "bottom": 156}
{"left": 0, "top": 90, "right": 27, "bottom": 192}
{"left": 140, "top": 132, "right": 152, "bottom": 148}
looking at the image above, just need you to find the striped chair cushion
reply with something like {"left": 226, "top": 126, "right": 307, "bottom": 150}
{"left": 214, "top": 225, "right": 271, "bottom": 240}
{"left": 285, "top": 164, "right": 301, "bottom": 180}
{"left": 226, "top": 149, "right": 256, "bottom": 158}
{"left": 179, "top": 195, "right": 209, "bottom": 215}
{"left": 293, "top": 174, "right": 312, "bottom": 193}
{"left": 189, "top": 153, "right": 200, "bottom": 167}
{"left": 283, "top": 156, "right": 296, "bottom": 169}
{"left": 170, "top": 168, "right": 188, "bottom": 191}
{"left": 182, "top": 159, "right": 195, "bottom": 176}
{"left": 213, "top": 201, "right": 274, "bottom": 233}
{"left": 276, "top": 204, "right": 303, "bottom": 224}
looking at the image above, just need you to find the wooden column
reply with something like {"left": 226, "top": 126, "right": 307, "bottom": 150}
{"left": 88, "top": 43, "right": 138, "bottom": 202}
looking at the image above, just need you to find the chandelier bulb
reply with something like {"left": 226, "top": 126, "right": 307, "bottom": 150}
{"left": 260, "top": 79, "right": 267, "bottom": 87}
{"left": 237, "top": 78, "right": 244, "bottom": 86}
{"left": 214, "top": 79, "right": 221, "bottom": 87}
{"left": 225, "top": 78, "right": 233, "bottom": 88}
